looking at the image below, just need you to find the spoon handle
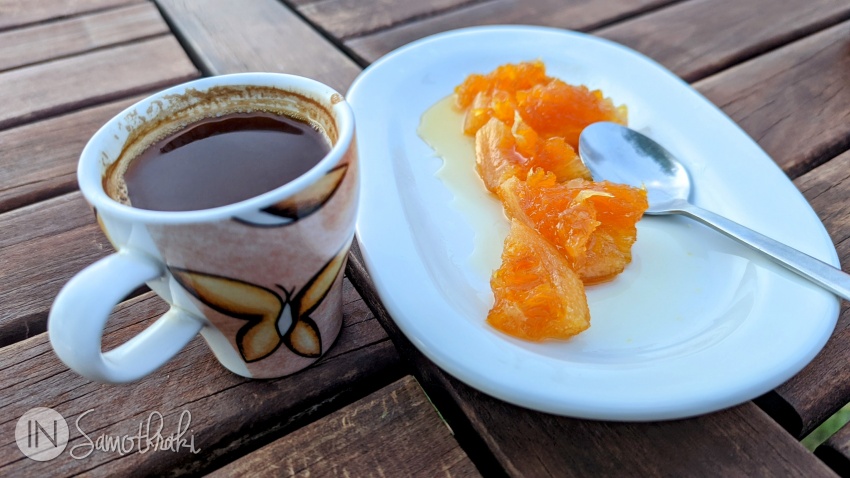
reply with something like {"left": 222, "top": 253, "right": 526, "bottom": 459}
{"left": 674, "top": 201, "right": 850, "bottom": 302}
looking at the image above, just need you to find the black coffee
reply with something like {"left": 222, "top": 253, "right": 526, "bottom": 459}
{"left": 121, "top": 112, "right": 330, "bottom": 211}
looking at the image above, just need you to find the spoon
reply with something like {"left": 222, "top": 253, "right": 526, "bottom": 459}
{"left": 578, "top": 121, "right": 850, "bottom": 301}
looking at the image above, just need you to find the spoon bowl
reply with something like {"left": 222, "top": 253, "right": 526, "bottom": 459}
{"left": 579, "top": 122, "right": 691, "bottom": 213}
{"left": 578, "top": 122, "right": 850, "bottom": 301}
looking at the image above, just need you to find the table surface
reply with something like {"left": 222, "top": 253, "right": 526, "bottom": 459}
{"left": 2, "top": 0, "right": 850, "bottom": 475}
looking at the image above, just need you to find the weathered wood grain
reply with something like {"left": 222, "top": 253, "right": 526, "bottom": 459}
{"left": 0, "top": 3, "right": 169, "bottom": 71}
{"left": 0, "top": 35, "right": 198, "bottom": 129}
{"left": 695, "top": 19, "right": 850, "bottom": 179}
{"left": 0, "top": 288, "right": 401, "bottom": 476}
{"left": 156, "top": 0, "right": 360, "bottom": 94}
{"left": 209, "top": 376, "right": 480, "bottom": 477}
{"left": 761, "top": 149, "right": 850, "bottom": 438}
{"left": 0, "top": 194, "right": 95, "bottom": 250}
{"left": 346, "top": 247, "right": 837, "bottom": 476}
{"left": 596, "top": 0, "right": 850, "bottom": 82}
{"left": 345, "top": 0, "right": 680, "bottom": 63}
{"left": 458, "top": 392, "right": 833, "bottom": 477}
{"left": 298, "top": 0, "right": 485, "bottom": 40}
{"left": 0, "top": 193, "right": 110, "bottom": 346}
{"left": 0, "top": 0, "right": 141, "bottom": 31}
{"left": 0, "top": 96, "right": 142, "bottom": 214}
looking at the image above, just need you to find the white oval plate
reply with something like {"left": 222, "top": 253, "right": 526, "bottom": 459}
{"left": 347, "top": 26, "right": 840, "bottom": 420}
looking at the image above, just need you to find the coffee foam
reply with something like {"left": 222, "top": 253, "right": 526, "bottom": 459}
{"left": 104, "top": 84, "right": 338, "bottom": 206}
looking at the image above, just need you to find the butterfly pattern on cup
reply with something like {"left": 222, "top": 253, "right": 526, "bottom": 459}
{"left": 233, "top": 164, "right": 348, "bottom": 227}
{"left": 169, "top": 246, "right": 348, "bottom": 363}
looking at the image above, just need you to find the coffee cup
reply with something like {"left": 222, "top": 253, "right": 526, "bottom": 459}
{"left": 48, "top": 73, "right": 357, "bottom": 383}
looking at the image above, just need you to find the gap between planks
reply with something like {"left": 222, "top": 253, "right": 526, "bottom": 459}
{"left": 0, "top": 289, "right": 403, "bottom": 476}
{"left": 0, "top": 2, "right": 171, "bottom": 73}
{"left": 0, "top": 0, "right": 146, "bottom": 33}
{"left": 207, "top": 376, "right": 481, "bottom": 477}
{"left": 0, "top": 35, "right": 199, "bottom": 130}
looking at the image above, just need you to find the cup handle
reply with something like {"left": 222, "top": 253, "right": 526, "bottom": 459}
{"left": 48, "top": 249, "right": 204, "bottom": 383}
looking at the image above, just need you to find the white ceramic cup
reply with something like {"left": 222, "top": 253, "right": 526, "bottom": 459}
{"left": 48, "top": 73, "right": 358, "bottom": 383}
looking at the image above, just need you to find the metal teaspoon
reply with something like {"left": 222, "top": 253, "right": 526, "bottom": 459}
{"left": 578, "top": 121, "right": 850, "bottom": 301}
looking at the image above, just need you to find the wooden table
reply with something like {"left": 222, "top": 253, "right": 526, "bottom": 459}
{"left": 2, "top": 0, "right": 850, "bottom": 475}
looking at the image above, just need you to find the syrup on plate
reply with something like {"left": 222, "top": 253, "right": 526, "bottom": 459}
{"left": 417, "top": 96, "right": 509, "bottom": 276}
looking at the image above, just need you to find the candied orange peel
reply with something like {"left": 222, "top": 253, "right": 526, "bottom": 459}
{"left": 454, "top": 61, "right": 647, "bottom": 341}
{"left": 488, "top": 219, "right": 590, "bottom": 341}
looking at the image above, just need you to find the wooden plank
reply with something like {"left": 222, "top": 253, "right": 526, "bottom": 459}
{"left": 595, "top": 0, "right": 850, "bottom": 82}
{"left": 817, "top": 420, "right": 850, "bottom": 477}
{"left": 298, "top": 0, "right": 483, "bottom": 40}
{"left": 0, "top": 96, "right": 142, "bottom": 214}
{"left": 0, "top": 0, "right": 141, "bottom": 31}
{"left": 156, "top": 0, "right": 360, "bottom": 95}
{"left": 695, "top": 19, "right": 850, "bottom": 179}
{"left": 0, "top": 287, "right": 401, "bottom": 476}
{"left": 759, "top": 149, "right": 850, "bottom": 438}
{"left": 209, "top": 376, "right": 481, "bottom": 477}
{"left": 0, "top": 193, "right": 108, "bottom": 345}
{"left": 0, "top": 3, "right": 169, "bottom": 71}
{"left": 345, "top": 0, "right": 680, "bottom": 64}
{"left": 345, "top": 247, "right": 837, "bottom": 477}
{"left": 0, "top": 35, "right": 199, "bottom": 129}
